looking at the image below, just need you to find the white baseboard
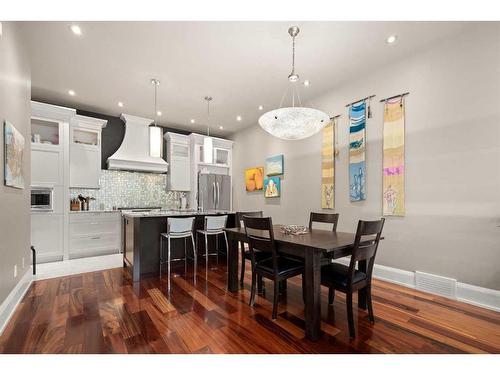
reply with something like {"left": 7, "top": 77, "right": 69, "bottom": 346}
{"left": 333, "top": 258, "right": 500, "bottom": 312}
{"left": 0, "top": 268, "right": 33, "bottom": 335}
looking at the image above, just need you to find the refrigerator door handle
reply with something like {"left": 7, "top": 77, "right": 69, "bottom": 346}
{"left": 213, "top": 181, "right": 216, "bottom": 209}
{"left": 216, "top": 181, "right": 220, "bottom": 209}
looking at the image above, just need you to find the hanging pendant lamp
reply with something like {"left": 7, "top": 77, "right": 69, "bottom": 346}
{"left": 203, "top": 96, "right": 213, "bottom": 164}
{"left": 259, "top": 26, "right": 330, "bottom": 141}
{"left": 149, "top": 78, "right": 163, "bottom": 158}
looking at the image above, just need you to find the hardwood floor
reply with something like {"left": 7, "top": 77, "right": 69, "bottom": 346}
{"left": 1, "top": 258, "right": 499, "bottom": 354}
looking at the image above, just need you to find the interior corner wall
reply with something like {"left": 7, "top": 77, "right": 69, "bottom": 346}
{"left": 0, "top": 22, "right": 32, "bottom": 304}
{"left": 231, "top": 23, "right": 500, "bottom": 290}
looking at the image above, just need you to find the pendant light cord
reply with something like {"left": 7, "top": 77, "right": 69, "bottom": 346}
{"left": 291, "top": 34, "right": 296, "bottom": 77}
{"left": 154, "top": 83, "right": 157, "bottom": 126}
{"left": 207, "top": 98, "right": 210, "bottom": 137}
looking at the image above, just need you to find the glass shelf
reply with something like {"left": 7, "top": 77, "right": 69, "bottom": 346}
{"left": 73, "top": 128, "right": 99, "bottom": 146}
{"left": 31, "top": 118, "right": 59, "bottom": 145}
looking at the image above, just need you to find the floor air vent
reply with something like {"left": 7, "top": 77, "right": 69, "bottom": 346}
{"left": 415, "top": 271, "right": 457, "bottom": 299}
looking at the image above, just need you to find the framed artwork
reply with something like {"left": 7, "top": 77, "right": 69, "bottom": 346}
{"left": 265, "top": 154, "right": 284, "bottom": 176}
{"left": 383, "top": 96, "right": 405, "bottom": 216}
{"left": 245, "top": 167, "right": 264, "bottom": 192}
{"left": 264, "top": 176, "right": 281, "bottom": 198}
{"left": 321, "top": 119, "right": 335, "bottom": 209}
{"left": 349, "top": 101, "right": 366, "bottom": 201}
{"left": 4, "top": 121, "right": 25, "bottom": 189}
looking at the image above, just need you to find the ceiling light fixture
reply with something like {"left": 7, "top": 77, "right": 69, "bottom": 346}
{"left": 70, "top": 25, "right": 82, "bottom": 36}
{"left": 149, "top": 79, "right": 162, "bottom": 158}
{"left": 219, "top": 126, "right": 224, "bottom": 130}
{"left": 303, "top": 80, "right": 310, "bottom": 87}
{"left": 236, "top": 116, "right": 242, "bottom": 122}
{"left": 258, "top": 26, "right": 329, "bottom": 140}
{"left": 203, "top": 96, "right": 214, "bottom": 164}
{"left": 68, "top": 90, "right": 75, "bottom": 96}
{"left": 386, "top": 35, "right": 398, "bottom": 44}
{"left": 258, "top": 105, "right": 264, "bottom": 111}
{"left": 157, "top": 110, "right": 162, "bottom": 116}
{"left": 190, "top": 119, "right": 195, "bottom": 124}
{"left": 118, "top": 102, "right": 124, "bottom": 107}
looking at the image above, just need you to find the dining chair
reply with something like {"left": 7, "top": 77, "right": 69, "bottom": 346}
{"left": 160, "top": 217, "right": 196, "bottom": 290}
{"left": 309, "top": 212, "right": 339, "bottom": 232}
{"left": 243, "top": 216, "right": 305, "bottom": 320}
{"left": 320, "top": 218, "right": 385, "bottom": 339}
{"left": 236, "top": 211, "right": 264, "bottom": 286}
{"left": 196, "top": 215, "right": 229, "bottom": 271}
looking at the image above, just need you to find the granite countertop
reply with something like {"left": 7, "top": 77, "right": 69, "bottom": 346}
{"left": 69, "top": 210, "right": 120, "bottom": 214}
{"left": 122, "top": 209, "right": 234, "bottom": 218}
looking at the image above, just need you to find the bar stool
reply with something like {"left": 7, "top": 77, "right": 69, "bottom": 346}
{"left": 160, "top": 217, "right": 196, "bottom": 290}
{"left": 196, "top": 215, "right": 228, "bottom": 271}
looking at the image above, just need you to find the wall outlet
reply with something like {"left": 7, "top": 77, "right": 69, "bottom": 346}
{"left": 14, "top": 264, "right": 18, "bottom": 278}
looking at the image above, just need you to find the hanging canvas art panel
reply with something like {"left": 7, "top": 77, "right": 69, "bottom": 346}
{"left": 321, "top": 119, "right": 335, "bottom": 209}
{"left": 265, "top": 154, "right": 284, "bottom": 176}
{"left": 4, "top": 121, "right": 25, "bottom": 189}
{"left": 245, "top": 167, "right": 264, "bottom": 192}
{"left": 264, "top": 176, "right": 281, "bottom": 198}
{"left": 349, "top": 101, "right": 366, "bottom": 201}
{"left": 383, "top": 96, "right": 405, "bottom": 216}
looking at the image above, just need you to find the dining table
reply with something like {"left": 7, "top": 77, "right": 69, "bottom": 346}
{"left": 224, "top": 225, "right": 371, "bottom": 341}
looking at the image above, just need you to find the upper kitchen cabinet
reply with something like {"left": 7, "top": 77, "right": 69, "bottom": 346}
{"left": 69, "top": 115, "right": 107, "bottom": 188}
{"left": 165, "top": 132, "right": 190, "bottom": 191}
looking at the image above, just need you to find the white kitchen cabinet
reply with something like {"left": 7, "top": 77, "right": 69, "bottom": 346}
{"left": 31, "top": 213, "right": 64, "bottom": 263}
{"left": 165, "top": 132, "right": 191, "bottom": 191}
{"left": 69, "top": 212, "right": 121, "bottom": 259}
{"left": 69, "top": 115, "right": 107, "bottom": 188}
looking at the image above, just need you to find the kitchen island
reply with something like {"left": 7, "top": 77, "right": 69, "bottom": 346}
{"left": 122, "top": 210, "right": 236, "bottom": 281}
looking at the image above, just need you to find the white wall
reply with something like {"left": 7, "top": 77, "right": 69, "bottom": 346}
{"left": 0, "top": 22, "right": 32, "bottom": 304}
{"left": 232, "top": 23, "right": 500, "bottom": 290}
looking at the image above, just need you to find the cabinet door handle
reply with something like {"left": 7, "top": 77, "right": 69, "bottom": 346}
{"left": 91, "top": 236, "right": 101, "bottom": 240}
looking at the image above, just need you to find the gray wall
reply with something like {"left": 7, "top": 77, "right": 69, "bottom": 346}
{"left": 232, "top": 23, "right": 500, "bottom": 290}
{"left": 0, "top": 22, "right": 31, "bottom": 304}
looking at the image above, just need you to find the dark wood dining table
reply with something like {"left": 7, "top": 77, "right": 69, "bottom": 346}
{"left": 224, "top": 225, "right": 370, "bottom": 341}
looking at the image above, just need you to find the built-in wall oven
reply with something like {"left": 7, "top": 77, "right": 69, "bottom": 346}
{"left": 31, "top": 188, "right": 53, "bottom": 211}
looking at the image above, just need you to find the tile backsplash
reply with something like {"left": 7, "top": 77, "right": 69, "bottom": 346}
{"left": 70, "top": 169, "right": 188, "bottom": 210}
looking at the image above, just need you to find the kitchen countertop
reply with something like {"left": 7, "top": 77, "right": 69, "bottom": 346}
{"left": 69, "top": 210, "right": 120, "bottom": 214}
{"left": 122, "top": 209, "right": 234, "bottom": 218}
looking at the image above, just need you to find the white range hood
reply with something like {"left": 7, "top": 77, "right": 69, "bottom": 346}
{"left": 107, "top": 113, "right": 168, "bottom": 173}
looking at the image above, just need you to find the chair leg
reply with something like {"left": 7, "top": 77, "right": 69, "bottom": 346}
{"left": 167, "top": 237, "right": 171, "bottom": 292}
{"left": 366, "top": 286, "right": 374, "bottom": 323}
{"left": 159, "top": 235, "right": 163, "bottom": 278}
{"left": 184, "top": 237, "right": 187, "bottom": 277}
{"left": 272, "top": 280, "right": 279, "bottom": 320}
{"left": 328, "top": 287, "right": 335, "bottom": 305}
{"left": 191, "top": 234, "right": 197, "bottom": 284}
{"left": 216, "top": 234, "right": 219, "bottom": 265}
{"left": 257, "top": 275, "right": 263, "bottom": 294}
{"left": 346, "top": 292, "right": 355, "bottom": 339}
{"left": 302, "top": 274, "right": 306, "bottom": 303}
{"left": 249, "top": 269, "right": 257, "bottom": 307}
{"left": 239, "top": 242, "right": 245, "bottom": 287}
{"left": 205, "top": 233, "right": 209, "bottom": 271}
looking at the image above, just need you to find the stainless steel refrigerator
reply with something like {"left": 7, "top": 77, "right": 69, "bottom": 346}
{"left": 198, "top": 173, "right": 231, "bottom": 211}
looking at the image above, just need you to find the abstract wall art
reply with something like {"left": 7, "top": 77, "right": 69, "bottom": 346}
{"left": 265, "top": 154, "right": 284, "bottom": 176}
{"left": 349, "top": 101, "right": 366, "bottom": 201}
{"left": 321, "top": 119, "right": 335, "bottom": 209}
{"left": 264, "top": 176, "right": 281, "bottom": 198}
{"left": 382, "top": 96, "right": 405, "bottom": 216}
{"left": 4, "top": 121, "right": 25, "bottom": 189}
{"left": 245, "top": 166, "right": 264, "bottom": 192}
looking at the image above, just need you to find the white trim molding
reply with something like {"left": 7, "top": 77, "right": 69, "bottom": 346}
{"left": 334, "top": 258, "right": 500, "bottom": 312}
{"left": 0, "top": 268, "right": 33, "bottom": 335}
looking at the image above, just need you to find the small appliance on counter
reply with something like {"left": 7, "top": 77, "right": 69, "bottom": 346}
{"left": 31, "top": 187, "right": 53, "bottom": 211}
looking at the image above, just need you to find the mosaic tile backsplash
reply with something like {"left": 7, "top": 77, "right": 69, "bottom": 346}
{"left": 70, "top": 170, "right": 188, "bottom": 210}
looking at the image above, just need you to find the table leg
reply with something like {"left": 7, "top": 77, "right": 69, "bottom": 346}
{"left": 304, "top": 249, "right": 322, "bottom": 341}
{"left": 227, "top": 237, "right": 239, "bottom": 292}
{"left": 358, "top": 259, "right": 367, "bottom": 309}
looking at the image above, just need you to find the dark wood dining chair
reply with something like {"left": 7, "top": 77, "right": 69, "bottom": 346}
{"left": 321, "top": 218, "right": 385, "bottom": 339}
{"left": 309, "top": 212, "right": 339, "bottom": 232}
{"left": 236, "top": 211, "right": 264, "bottom": 286}
{"left": 243, "top": 216, "right": 305, "bottom": 320}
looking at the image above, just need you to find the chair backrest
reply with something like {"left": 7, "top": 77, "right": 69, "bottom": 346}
{"left": 167, "top": 217, "right": 195, "bottom": 235}
{"left": 243, "top": 216, "right": 279, "bottom": 274}
{"left": 204, "top": 215, "right": 228, "bottom": 232}
{"left": 309, "top": 212, "right": 339, "bottom": 231}
{"left": 236, "top": 211, "right": 263, "bottom": 228}
{"left": 348, "top": 218, "right": 385, "bottom": 283}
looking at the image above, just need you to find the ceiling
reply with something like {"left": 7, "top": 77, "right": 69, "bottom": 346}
{"left": 21, "top": 21, "right": 470, "bottom": 136}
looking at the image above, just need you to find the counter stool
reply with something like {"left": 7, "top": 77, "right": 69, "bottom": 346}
{"left": 196, "top": 215, "right": 228, "bottom": 271}
{"left": 160, "top": 217, "right": 196, "bottom": 290}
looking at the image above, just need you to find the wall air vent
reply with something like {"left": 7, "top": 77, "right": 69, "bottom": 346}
{"left": 415, "top": 271, "right": 457, "bottom": 299}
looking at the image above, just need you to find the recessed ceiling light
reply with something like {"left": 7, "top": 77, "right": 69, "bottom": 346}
{"left": 190, "top": 119, "right": 195, "bottom": 124}
{"left": 386, "top": 35, "right": 398, "bottom": 44}
{"left": 219, "top": 126, "right": 224, "bottom": 130}
{"left": 118, "top": 102, "right": 124, "bottom": 107}
{"left": 236, "top": 116, "right": 242, "bottom": 121}
{"left": 304, "top": 80, "right": 310, "bottom": 87}
{"left": 70, "top": 25, "right": 82, "bottom": 36}
{"left": 258, "top": 105, "right": 263, "bottom": 111}
{"left": 68, "top": 89, "right": 75, "bottom": 96}
{"left": 157, "top": 111, "right": 162, "bottom": 116}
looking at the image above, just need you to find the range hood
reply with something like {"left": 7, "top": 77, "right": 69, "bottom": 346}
{"left": 107, "top": 113, "right": 168, "bottom": 173}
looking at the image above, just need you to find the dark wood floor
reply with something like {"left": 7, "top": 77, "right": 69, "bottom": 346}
{"left": 1, "top": 258, "right": 499, "bottom": 354}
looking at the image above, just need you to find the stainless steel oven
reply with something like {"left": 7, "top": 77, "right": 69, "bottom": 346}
{"left": 31, "top": 188, "right": 53, "bottom": 211}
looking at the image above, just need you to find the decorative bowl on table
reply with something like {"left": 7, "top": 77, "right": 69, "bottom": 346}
{"left": 280, "top": 225, "right": 308, "bottom": 235}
